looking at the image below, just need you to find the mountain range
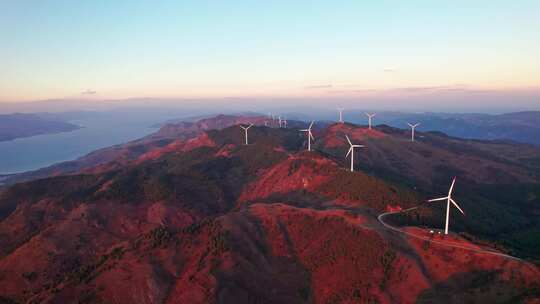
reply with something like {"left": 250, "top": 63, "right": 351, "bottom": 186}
{"left": 0, "top": 113, "right": 80, "bottom": 142}
{"left": 0, "top": 114, "right": 539, "bottom": 303}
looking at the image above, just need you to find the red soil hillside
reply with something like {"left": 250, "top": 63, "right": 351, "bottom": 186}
{"left": 322, "top": 123, "right": 387, "bottom": 148}
{"left": 136, "top": 133, "right": 216, "bottom": 163}
{"left": 1, "top": 116, "right": 540, "bottom": 303}
{"left": 237, "top": 152, "right": 337, "bottom": 202}
{"left": 5, "top": 203, "right": 536, "bottom": 303}
{"left": 316, "top": 123, "right": 540, "bottom": 186}
{"left": 237, "top": 151, "right": 421, "bottom": 212}
{"left": 246, "top": 204, "right": 540, "bottom": 303}
{"left": 1, "top": 115, "right": 270, "bottom": 187}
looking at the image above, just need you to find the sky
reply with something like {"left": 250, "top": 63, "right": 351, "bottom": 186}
{"left": 1, "top": 1, "right": 539, "bottom": 111}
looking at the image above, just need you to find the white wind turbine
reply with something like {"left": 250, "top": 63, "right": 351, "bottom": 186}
{"left": 278, "top": 116, "right": 283, "bottom": 128}
{"left": 365, "top": 113, "right": 376, "bottom": 130}
{"left": 282, "top": 118, "right": 288, "bottom": 128}
{"left": 239, "top": 123, "right": 253, "bottom": 145}
{"left": 337, "top": 108, "right": 345, "bottom": 123}
{"left": 427, "top": 177, "right": 465, "bottom": 235}
{"left": 300, "top": 121, "right": 315, "bottom": 151}
{"left": 407, "top": 123, "right": 421, "bottom": 142}
{"left": 345, "top": 135, "right": 365, "bottom": 172}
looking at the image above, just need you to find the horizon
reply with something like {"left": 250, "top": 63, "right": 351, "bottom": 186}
{"left": 1, "top": 1, "right": 539, "bottom": 112}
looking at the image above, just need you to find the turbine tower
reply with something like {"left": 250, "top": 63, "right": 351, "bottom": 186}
{"left": 300, "top": 121, "right": 315, "bottom": 151}
{"left": 337, "top": 108, "right": 345, "bottom": 123}
{"left": 282, "top": 118, "right": 288, "bottom": 128}
{"left": 365, "top": 113, "right": 376, "bottom": 130}
{"left": 407, "top": 123, "right": 421, "bottom": 142}
{"left": 278, "top": 116, "right": 283, "bottom": 128}
{"left": 427, "top": 177, "right": 465, "bottom": 235}
{"left": 345, "top": 135, "right": 365, "bottom": 172}
{"left": 240, "top": 123, "right": 253, "bottom": 145}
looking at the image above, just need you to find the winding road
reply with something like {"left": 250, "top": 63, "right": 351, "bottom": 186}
{"left": 377, "top": 206, "right": 524, "bottom": 262}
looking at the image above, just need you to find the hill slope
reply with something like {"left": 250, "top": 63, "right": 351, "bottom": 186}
{"left": 1, "top": 116, "right": 539, "bottom": 303}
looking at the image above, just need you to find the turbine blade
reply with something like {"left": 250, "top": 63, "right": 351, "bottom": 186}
{"left": 448, "top": 177, "right": 456, "bottom": 195}
{"left": 345, "top": 135, "right": 352, "bottom": 146}
{"left": 310, "top": 132, "right": 315, "bottom": 141}
{"left": 428, "top": 197, "right": 448, "bottom": 202}
{"left": 300, "top": 129, "right": 308, "bottom": 132}
{"left": 309, "top": 121, "right": 314, "bottom": 129}
{"left": 353, "top": 145, "right": 365, "bottom": 148}
{"left": 346, "top": 147, "right": 352, "bottom": 157}
{"left": 450, "top": 198, "right": 465, "bottom": 214}
{"left": 407, "top": 123, "right": 413, "bottom": 127}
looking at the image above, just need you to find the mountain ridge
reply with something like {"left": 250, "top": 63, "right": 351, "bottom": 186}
{"left": 1, "top": 114, "right": 539, "bottom": 303}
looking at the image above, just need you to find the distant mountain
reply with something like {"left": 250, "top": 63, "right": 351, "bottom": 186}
{"left": 0, "top": 114, "right": 539, "bottom": 303}
{"left": 156, "top": 110, "right": 540, "bottom": 147}
{"left": 0, "top": 114, "right": 323, "bottom": 186}
{"left": 333, "top": 110, "right": 540, "bottom": 147}
{"left": 0, "top": 113, "right": 80, "bottom": 142}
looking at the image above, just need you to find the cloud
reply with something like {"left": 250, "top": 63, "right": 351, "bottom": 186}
{"left": 81, "top": 89, "right": 97, "bottom": 95}
{"left": 325, "top": 84, "right": 474, "bottom": 95}
{"left": 390, "top": 84, "right": 470, "bottom": 93}
{"left": 304, "top": 84, "right": 333, "bottom": 89}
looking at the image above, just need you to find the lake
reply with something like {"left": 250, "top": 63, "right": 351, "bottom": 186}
{"left": 0, "top": 112, "right": 177, "bottom": 174}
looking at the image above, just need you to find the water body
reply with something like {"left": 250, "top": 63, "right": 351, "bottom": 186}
{"left": 0, "top": 112, "right": 179, "bottom": 174}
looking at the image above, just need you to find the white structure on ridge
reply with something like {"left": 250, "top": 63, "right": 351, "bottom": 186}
{"left": 345, "top": 135, "right": 365, "bottom": 172}
{"left": 337, "top": 108, "right": 345, "bottom": 123}
{"left": 239, "top": 123, "right": 253, "bottom": 145}
{"left": 365, "top": 113, "right": 376, "bottom": 130}
{"left": 427, "top": 177, "right": 465, "bottom": 235}
{"left": 407, "top": 123, "right": 421, "bottom": 142}
{"left": 300, "top": 121, "right": 315, "bottom": 151}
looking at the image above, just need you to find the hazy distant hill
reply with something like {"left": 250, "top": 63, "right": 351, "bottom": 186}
{"left": 156, "top": 110, "right": 540, "bottom": 147}
{"left": 0, "top": 113, "right": 80, "bottom": 142}
{"left": 367, "top": 111, "right": 540, "bottom": 147}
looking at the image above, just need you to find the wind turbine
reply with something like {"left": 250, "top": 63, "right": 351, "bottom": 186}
{"left": 300, "top": 121, "right": 315, "bottom": 151}
{"left": 337, "top": 108, "right": 345, "bottom": 123}
{"left": 365, "top": 113, "right": 376, "bottom": 130}
{"left": 278, "top": 116, "right": 283, "bottom": 128}
{"left": 282, "top": 118, "right": 288, "bottom": 128}
{"left": 427, "top": 177, "right": 465, "bottom": 235}
{"left": 345, "top": 135, "right": 365, "bottom": 172}
{"left": 407, "top": 123, "right": 421, "bottom": 142}
{"left": 240, "top": 123, "right": 253, "bottom": 145}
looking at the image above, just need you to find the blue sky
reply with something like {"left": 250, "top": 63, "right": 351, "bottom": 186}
{"left": 1, "top": 1, "right": 539, "bottom": 110}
